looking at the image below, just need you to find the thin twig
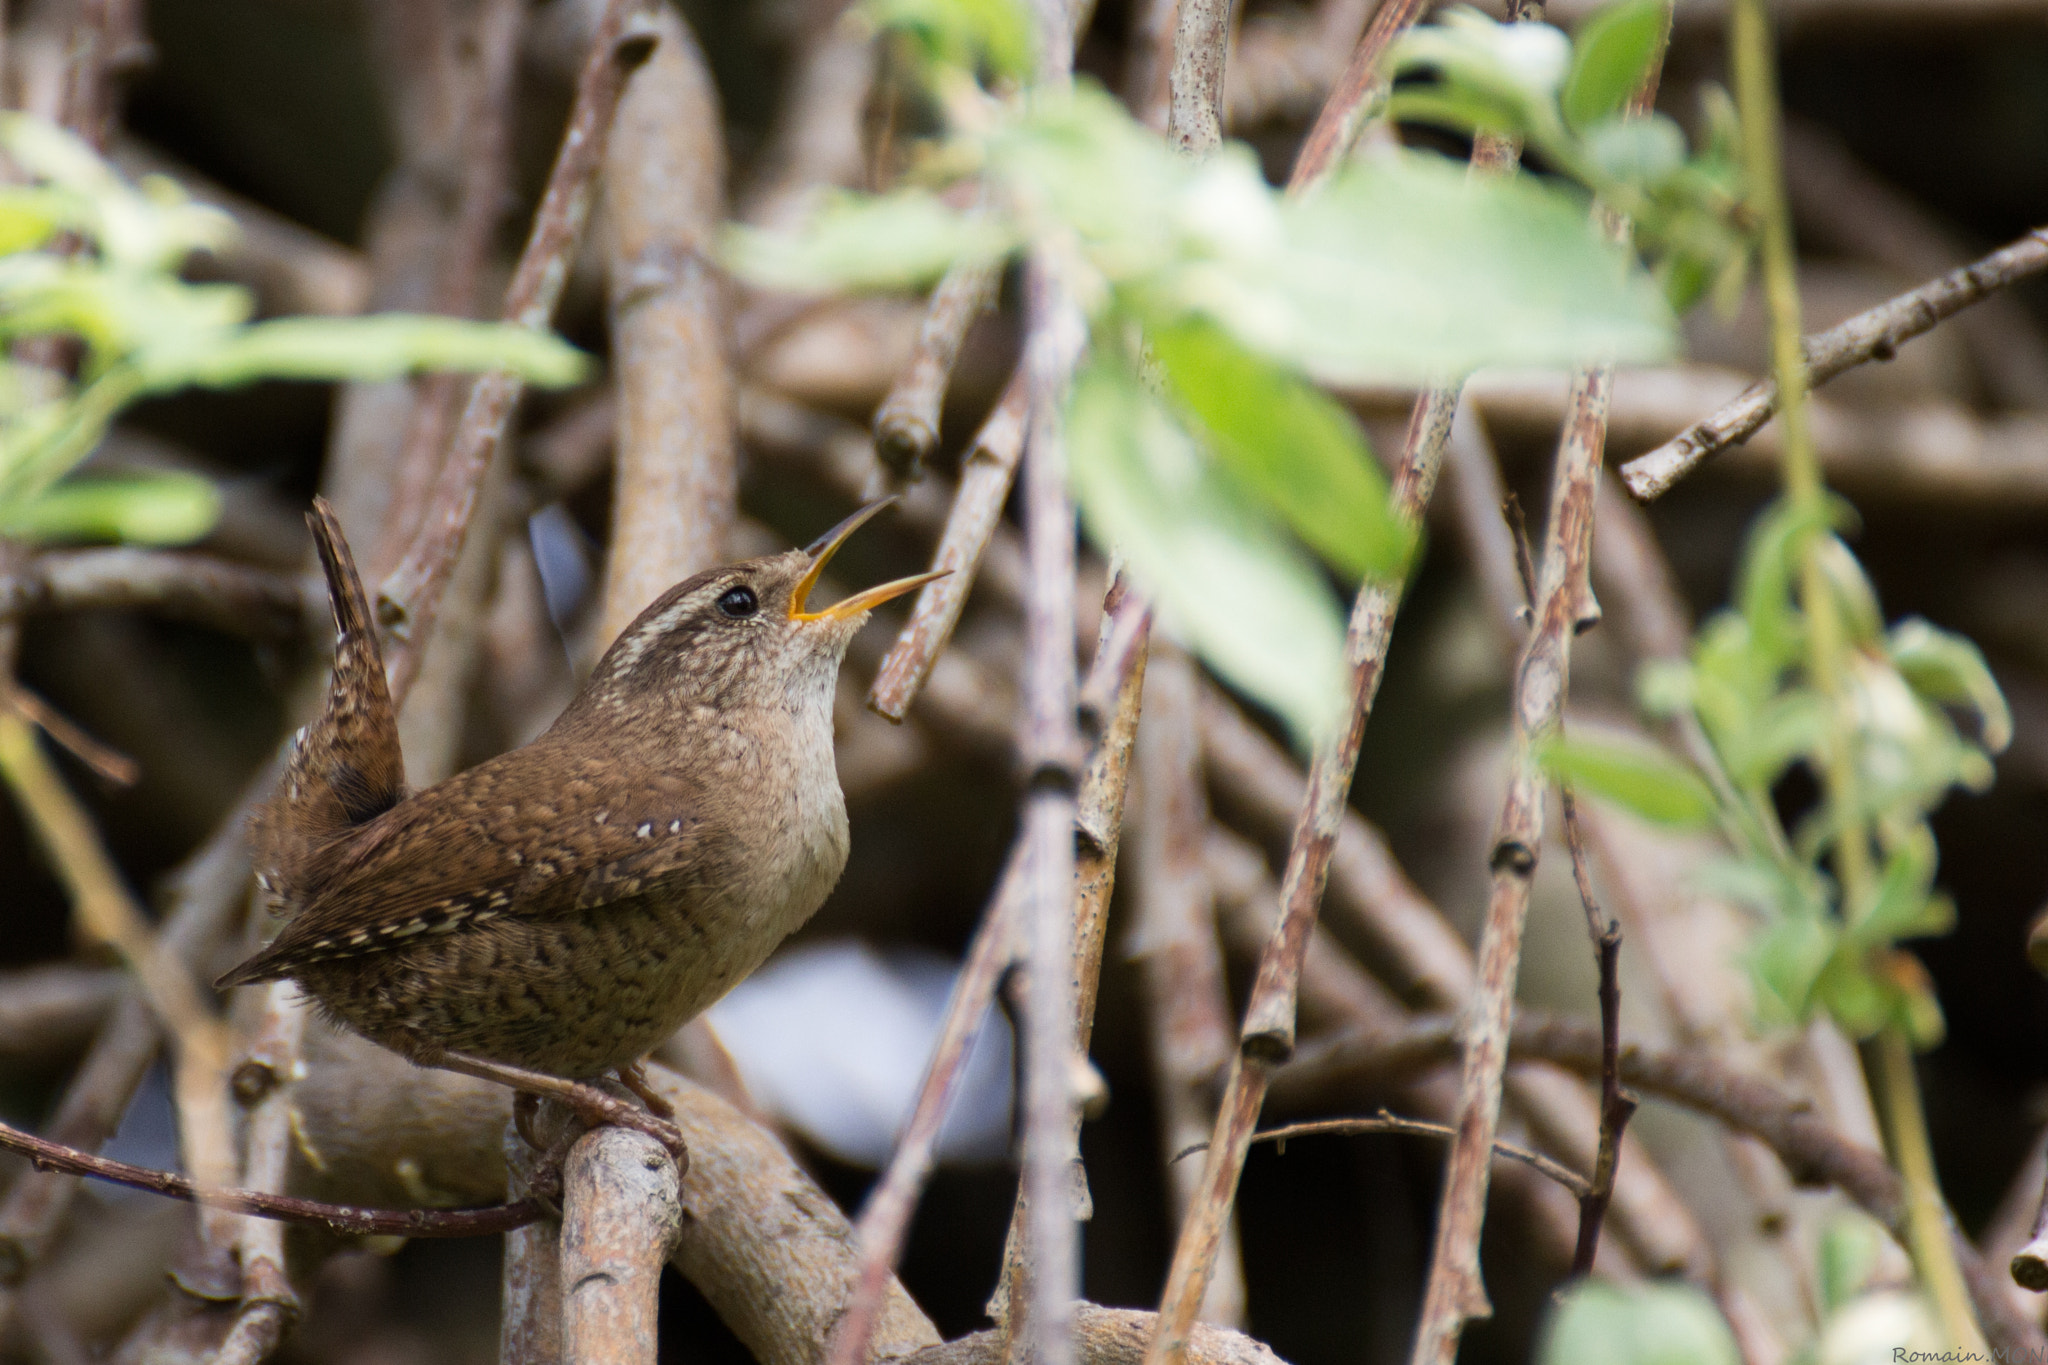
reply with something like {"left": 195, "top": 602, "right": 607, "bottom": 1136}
{"left": 1558, "top": 792, "right": 1637, "bottom": 1280}
{"left": 1620, "top": 226, "right": 2048, "bottom": 501}
{"left": 835, "top": 580, "right": 1148, "bottom": 1365}
{"left": 1195, "top": 690, "right": 1710, "bottom": 1275}
{"left": 1285, "top": 0, "right": 1430, "bottom": 193}
{"left": 502, "top": 1116, "right": 566, "bottom": 1365}
{"left": 0, "top": 1114, "right": 548, "bottom": 1236}
{"left": 1174, "top": 1112, "right": 1593, "bottom": 1202}
{"left": 216, "top": 982, "right": 308, "bottom": 1365}
{"left": 376, "top": 1, "right": 657, "bottom": 700}
{"left": 5, "top": 685, "right": 137, "bottom": 786}
{"left": 1277, "top": 1010, "right": 2048, "bottom": 1362}
{"left": 1011, "top": 248, "right": 1088, "bottom": 1365}
{"left": 1133, "top": 646, "right": 1247, "bottom": 1328}
{"left": 867, "top": 369, "right": 1030, "bottom": 721}
{"left": 873, "top": 260, "right": 1001, "bottom": 481}
{"left": 1145, "top": 102, "right": 1509, "bottom": 1365}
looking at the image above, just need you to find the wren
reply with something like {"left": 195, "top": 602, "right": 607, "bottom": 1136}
{"left": 220, "top": 497, "right": 940, "bottom": 1150}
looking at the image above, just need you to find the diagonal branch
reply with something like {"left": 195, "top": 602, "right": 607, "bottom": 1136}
{"left": 1620, "top": 225, "right": 2048, "bottom": 501}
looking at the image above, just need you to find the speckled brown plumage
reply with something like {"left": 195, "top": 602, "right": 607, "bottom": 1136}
{"left": 222, "top": 498, "right": 937, "bottom": 1086}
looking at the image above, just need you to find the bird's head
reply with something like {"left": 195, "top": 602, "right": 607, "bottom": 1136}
{"left": 573, "top": 500, "right": 943, "bottom": 719}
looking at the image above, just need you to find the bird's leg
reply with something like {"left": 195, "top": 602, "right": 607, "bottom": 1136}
{"left": 426, "top": 1048, "right": 689, "bottom": 1168}
{"left": 615, "top": 1059, "right": 676, "bottom": 1119}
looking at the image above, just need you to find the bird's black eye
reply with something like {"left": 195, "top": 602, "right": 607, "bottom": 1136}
{"left": 716, "top": 585, "right": 758, "bottom": 619}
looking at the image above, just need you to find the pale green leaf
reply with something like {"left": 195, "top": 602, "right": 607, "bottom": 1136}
{"left": 1147, "top": 317, "right": 1413, "bottom": 581}
{"left": 1535, "top": 733, "right": 1718, "bottom": 828}
{"left": 862, "top": 0, "right": 1034, "bottom": 82}
{"left": 1561, "top": 0, "right": 1668, "bottom": 131}
{"left": 141, "top": 315, "right": 590, "bottom": 391}
{"left": 1066, "top": 354, "right": 1350, "bottom": 746}
{"left": 1539, "top": 1281, "right": 1740, "bottom": 1365}
{"left": 1171, "top": 149, "right": 1676, "bottom": 385}
{"left": 1888, "top": 616, "right": 2013, "bottom": 753}
{"left": 721, "top": 190, "right": 1014, "bottom": 293}
{"left": 0, "top": 470, "right": 218, "bottom": 545}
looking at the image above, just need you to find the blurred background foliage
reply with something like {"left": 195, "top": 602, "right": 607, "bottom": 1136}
{"left": 1, "top": 0, "right": 2046, "bottom": 1363}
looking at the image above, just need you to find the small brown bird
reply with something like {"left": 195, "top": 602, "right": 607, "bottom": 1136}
{"left": 221, "top": 498, "right": 939, "bottom": 1149}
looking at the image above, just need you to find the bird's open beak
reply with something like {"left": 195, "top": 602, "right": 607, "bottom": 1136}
{"left": 790, "top": 498, "right": 950, "bottom": 622}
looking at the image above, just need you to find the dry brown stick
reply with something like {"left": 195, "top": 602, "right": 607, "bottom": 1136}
{"left": 1194, "top": 1113, "right": 1593, "bottom": 1200}
{"left": 736, "top": 0, "right": 873, "bottom": 232}
{"left": 1011, "top": 250, "right": 1089, "bottom": 1365}
{"left": 215, "top": 981, "right": 307, "bottom": 1365}
{"left": 1408, "top": 358, "right": 1609, "bottom": 1365}
{"left": 868, "top": 370, "right": 1030, "bottom": 721}
{"left": 0, "top": 1114, "right": 548, "bottom": 1236}
{"left": 1620, "top": 226, "right": 2048, "bottom": 501}
{"left": 2008, "top": 1157, "right": 2048, "bottom": 1292}
{"left": 1144, "top": 376, "right": 1449, "bottom": 1365}
{"left": 1123, "top": 0, "right": 1179, "bottom": 129}
{"left": 651, "top": 1066, "right": 944, "bottom": 1365}
{"left": 1202, "top": 827, "right": 1592, "bottom": 1270}
{"left": 1285, "top": 0, "right": 1428, "bottom": 193}
{"left": 1132, "top": 646, "right": 1248, "bottom": 1329}
{"left": 560, "top": 1127, "right": 682, "bottom": 1365}
{"left": 1195, "top": 690, "right": 1707, "bottom": 1275}
{"left": 1279, "top": 1012, "right": 2048, "bottom": 1362}
{"left": 1168, "top": 0, "right": 1236, "bottom": 156}
{"left": 1557, "top": 796, "right": 1638, "bottom": 1280}
{"left": 0, "top": 795, "right": 252, "bottom": 1314}
{"left": 835, "top": 583, "right": 1147, "bottom": 1365}
{"left": 593, "top": 2, "right": 735, "bottom": 648}
{"left": 0, "top": 550, "right": 308, "bottom": 641}
{"left": 376, "top": 1, "right": 657, "bottom": 700}
{"left": 873, "top": 261, "right": 1001, "bottom": 481}
{"left": 1782, "top": 118, "right": 2048, "bottom": 410}
{"left": 502, "top": 1122, "right": 566, "bottom": 1365}
{"left": 375, "top": 0, "right": 527, "bottom": 567}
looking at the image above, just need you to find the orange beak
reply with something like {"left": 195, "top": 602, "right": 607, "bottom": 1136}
{"left": 789, "top": 498, "right": 950, "bottom": 622}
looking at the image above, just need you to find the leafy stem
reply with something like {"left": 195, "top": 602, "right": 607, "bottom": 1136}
{"left": 1729, "top": 0, "right": 1981, "bottom": 1347}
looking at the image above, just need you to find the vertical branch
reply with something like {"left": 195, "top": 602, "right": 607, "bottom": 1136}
{"left": 501, "top": 1120, "right": 565, "bottom": 1365}
{"left": 1131, "top": 647, "right": 1247, "bottom": 1328}
{"left": 378, "top": 0, "right": 657, "bottom": 702}
{"left": 1557, "top": 794, "right": 1637, "bottom": 1280}
{"left": 872, "top": 260, "right": 1000, "bottom": 482}
{"left": 560, "top": 1127, "right": 682, "bottom": 1365}
{"left": 1011, "top": 252, "right": 1088, "bottom": 1365}
{"left": 1406, "top": 365, "right": 1608, "bottom": 1365}
{"left": 867, "top": 371, "right": 1030, "bottom": 721}
{"left": 592, "top": 3, "right": 736, "bottom": 647}
{"left": 1167, "top": 0, "right": 1234, "bottom": 156}
{"left": 215, "top": 985, "right": 306, "bottom": 1365}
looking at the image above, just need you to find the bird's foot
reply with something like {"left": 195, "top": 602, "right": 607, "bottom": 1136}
{"left": 615, "top": 1060, "right": 676, "bottom": 1119}
{"left": 431, "top": 1049, "right": 689, "bottom": 1170}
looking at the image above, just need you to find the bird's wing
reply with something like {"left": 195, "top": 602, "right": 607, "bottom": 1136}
{"left": 217, "top": 752, "right": 734, "bottom": 987}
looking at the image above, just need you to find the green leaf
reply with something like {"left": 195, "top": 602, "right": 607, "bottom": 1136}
{"left": 1751, "top": 914, "right": 1838, "bottom": 1022}
{"left": 721, "top": 190, "right": 1013, "bottom": 294}
{"left": 1817, "top": 1214, "right": 1886, "bottom": 1313}
{"left": 862, "top": 0, "right": 1035, "bottom": 83}
{"left": 1582, "top": 114, "right": 1687, "bottom": 186}
{"left": 1066, "top": 354, "right": 1351, "bottom": 746}
{"left": 0, "top": 470, "right": 218, "bottom": 545}
{"left": 1539, "top": 1280, "right": 1740, "bottom": 1365}
{"left": 1561, "top": 0, "right": 1669, "bottom": 132}
{"left": 1888, "top": 617, "right": 2013, "bottom": 753}
{"left": 1147, "top": 317, "right": 1413, "bottom": 581}
{"left": 1194, "top": 149, "right": 1676, "bottom": 385}
{"left": 139, "top": 315, "right": 591, "bottom": 391}
{"left": 1850, "top": 832, "right": 1947, "bottom": 945}
{"left": 980, "top": 88, "right": 1676, "bottom": 383}
{"left": 1535, "top": 733, "right": 1719, "bottom": 828}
